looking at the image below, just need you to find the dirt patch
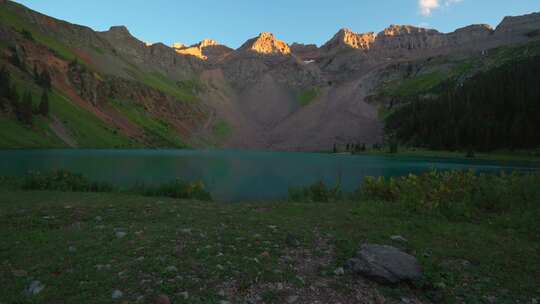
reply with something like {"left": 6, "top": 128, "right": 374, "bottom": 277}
{"left": 49, "top": 115, "right": 77, "bottom": 147}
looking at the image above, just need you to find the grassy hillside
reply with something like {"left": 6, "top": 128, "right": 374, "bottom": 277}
{"left": 111, "top": 100, "right": 185, "bottom": 147}
{"left": 379, "top": 40, "right": 540, "bottom": 99}
{"left": 297, "top": 88, "right": 320, "bottom": 107}
{"left": 2, "top": 65, "right": 136, "bottom": 148}
{"left": 0, "top": 116, "right": 63, "bottom": 148}
{"left": 0, "top": 1, "right": 204, "bottom": 149}
{"left": 0, "top": 2, "right": 78, "bottom": 61}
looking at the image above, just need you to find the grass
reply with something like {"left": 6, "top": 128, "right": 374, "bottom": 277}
{"left": 486, "top": 40, "right": 540, "bottom": 68}
{"left": 212, "top": 120, "right": 232, "bottom": 140}
{"left": 110, "top": 100, "right": 185, "bottom": 147}
{"left": 2, "top": 61, "right": 134, "bottom": 149}
{"left": 48, "top": 90, "right": 135, "bottom": 148}
{"left": 0, "top": 116, "right": 64, "bottom": 148}
{"left": 125, "top": 67, "right": 199, "bottom": 103}
{"left": 381, "top": 72, "right": 446, "bottom": 97}
{"left": 0, "top": 185, "right": 538, "bottom": 303}
{"left": 0, "top": 2, "right": 78, "bottom": 61}
{"left": 379, "top": 40, "right": 540, "bottom": 100}
{"left": 297, "top": 88, "right": 320, "bottom": 107}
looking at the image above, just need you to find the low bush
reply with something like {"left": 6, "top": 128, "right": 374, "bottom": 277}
{"left": 359, "top": 170, "right": 540, "bottom": 220}
{"left": 135, "top": 179, "right": 212, "bottom": 201}
{"left": 21, "top": 170, "right": 114, "bottom": 192}
{"left": 288, "top": 181, "right": 343, "bottom": 203}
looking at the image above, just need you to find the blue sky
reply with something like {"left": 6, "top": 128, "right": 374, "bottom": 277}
{"left": 13, "top": 0, "right": 540, "bottom": 48}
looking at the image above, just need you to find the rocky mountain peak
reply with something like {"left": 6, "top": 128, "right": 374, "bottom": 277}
{"left": 495, "top": 12, "right": 540, "bottom": 35}
{"left": 173, "top": 38, "right": 232, "bottom": 61}
{"left": 106, "top": 25, "right": 132, "bottom": 37}
{"left": 238, "top": 32, "right": 291, "bottom": 55}
{"left": 198, "top": 39, "right": 219, "bottom": 48}
{"left": 172, "top": 42, "right": 186, "bottom": 49}
{"left": 322, "top": 28, "right": 376, "bottom": 52}
{"left": 379, "top": 25, "right": 440, "bottom": 37}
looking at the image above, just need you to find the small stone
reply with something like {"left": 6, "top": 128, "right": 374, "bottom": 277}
{"left": 95, "top": 216, "right": 103, "bottom": 221}
{"left": 400, "top": 297, "right": 412, "bottom": 304}
{"left": 115, "top": 231, "right": 127, "bottom": 238}
{"left": 285, "top": 233, "right": 301, "bottom": 247}
{"left": 165, "top": 266, "right": 178, "bottom": 273}
{"left": 69, "top": 246, "right": 77, "bottom": 252}
{"left": 154, "top": 294, "right": 171, "bottom": 304}
{"left": 484, "top": 295, "right": 497, "bottom": 303}
{"left": 111, "top": 289, "right": 123, "bottom": 300}
{"left": 25, "top": 280, "right": 45, "bottom": 296}
{"left": 12, "top": 269, "right": 27, "bottom": 277}
{"left": 96, "top": 264, "right": 111, "bottom": 270}
{"left": 219, "top": 301, "right": 231, "bottom": 304}
{"left": 334, "top": 267, "right": 345, "bottom": 276}
{"left": 260, "top": 251, "right": 270, "bottom": 258}
{"left": 531, "top": 298, "right": 538, "bottom": 304}
{"left": 179, "top": 291, "right": 189, "bottom": 299}
{"left": 435, "top": 281, "right": 447, "bottom": 289}
{"left": 390, "top": 235, "right": 408, "bottom": 242}
{"left": 286, "top": 295, "right": 299, "bottom": 303}
{"left": 180, "top": 228, "right": 192, "bottom": 234}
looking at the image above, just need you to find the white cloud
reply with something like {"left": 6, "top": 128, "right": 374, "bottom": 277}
{"left": 419, "top": 0, "right": 463, "bottom": 16}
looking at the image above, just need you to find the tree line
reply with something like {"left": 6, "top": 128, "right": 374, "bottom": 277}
{"left": 385, "top": 56, "right": 540, "bottom": 152}
{"left": 0, "top": 65, "right": 50, "bottom": 125}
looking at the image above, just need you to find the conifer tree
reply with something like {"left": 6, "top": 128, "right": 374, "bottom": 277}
{"left": 39, "top": 90, "right": 49, "bottom": 116}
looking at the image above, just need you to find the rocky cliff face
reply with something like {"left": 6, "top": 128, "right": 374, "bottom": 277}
{"left": 290, "top": 43, "right": 320, "bottom": 60}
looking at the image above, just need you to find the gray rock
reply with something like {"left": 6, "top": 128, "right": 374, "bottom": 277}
{"left": 286, "top": 295, "right": 299, "bottom": 303}
{"left": 346, "top": 244, "right": 423, "bottom": 284}
{"left": 179, "top": 291, "right": 189, "bottom": 299}
{"left": 25, "top": 280, "right": 45, "bottom": 296}
{"left": 165, "top": 266, "right": 178, "bottom": 273}
{"left": 115, "top": 231, "right": 127, "bottom": 238}
{"left": 390, "top": 235, "right": 408, "bottom": 243}
{"left": 68, "top": 245, "right": 77, "bottom": 252}
{"left": 111, "top": 289, "right": 123, "bottom": 300}
{"left": 334, "top": 267, "right": 345, "bottom": 276}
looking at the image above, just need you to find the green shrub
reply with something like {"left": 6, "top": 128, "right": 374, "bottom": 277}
{"left": 358, "top": 170, "right": 540, "bottom": 220}
{"left": 289, "top": 180, "right": 342, "bottom": 203}
{"left": 136, "top": 179, "right": 212, "bottom": 201}
{"left": 21, "top": 170, "right": 113, "bottom": 192}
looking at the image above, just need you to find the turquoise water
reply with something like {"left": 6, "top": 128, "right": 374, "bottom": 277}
{"left": 0, "top": 149, "right": 538, "bottom": 201}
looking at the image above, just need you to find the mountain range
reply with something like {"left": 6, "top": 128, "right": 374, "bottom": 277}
{"left": 1, "top": 0, "right": 539, "bottom": 150}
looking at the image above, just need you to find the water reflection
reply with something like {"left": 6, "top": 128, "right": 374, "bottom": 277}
{"left": 1, "top": 149, "right": 537, "bottom": 201}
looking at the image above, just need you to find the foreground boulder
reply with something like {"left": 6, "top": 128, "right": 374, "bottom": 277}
{"left": 346, "top": 244, "right": 423, "bottom": 284}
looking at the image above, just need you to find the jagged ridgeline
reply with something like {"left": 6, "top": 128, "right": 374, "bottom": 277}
{"left": 0, "top": 0, "right": 540, "bottom": 150}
